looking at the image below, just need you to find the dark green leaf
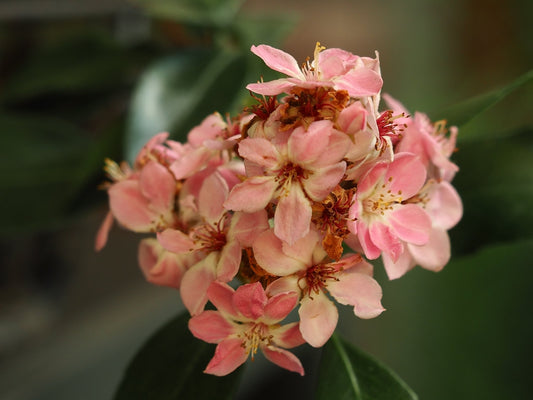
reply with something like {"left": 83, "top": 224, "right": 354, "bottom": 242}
{"left": 125, "top": 49, "right": 246, "bottom": 162}
{"left": 114, "top": 312, "right": 243, "bottom": 400}
{"left": 430, "top": 69, "right": 533, "bottom": 129}
{"left": 316, "top": 333, "right": 417, "bottom": 400}
{"left": 450, "top": 126, "right": 533, "bottom": 254}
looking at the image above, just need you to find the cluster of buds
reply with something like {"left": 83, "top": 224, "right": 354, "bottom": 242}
{"left": 96, "top": 43, "right": 462, "bottom": 376}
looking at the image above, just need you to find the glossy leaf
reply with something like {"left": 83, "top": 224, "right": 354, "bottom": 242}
{"left": 114, "top": 312, "right": 243, "bottom": 400}
{"left": 430, "top": 68, "right": 533, "bottom": 129}
{"left": 125, "top": 49, "right": 245, "bottom": 162}
{"left": 316, "top": 333, "right": 417, "bottom": 400}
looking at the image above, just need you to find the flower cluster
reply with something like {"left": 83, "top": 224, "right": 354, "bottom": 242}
{"left": 96, "top": 43, "right": 462, "bottom": 376}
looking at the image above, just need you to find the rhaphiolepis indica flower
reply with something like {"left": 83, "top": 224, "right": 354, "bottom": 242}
{"left": 95, "top": 43, "right": 462, "bottom": 376}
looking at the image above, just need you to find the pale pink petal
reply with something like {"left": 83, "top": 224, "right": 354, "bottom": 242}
{"left": 314, "top": 130, "right": 353, "bottom": 167}
{"left": 157, "top": 228, "right": 195, "bottom": 254}
{"left": 271, "top": 322, "right": 306, "bottom": 348}
{"left": 250, "top": 44, "right": 304, "bottom": 79}
{"left": 263, "top": 292, "right": 299, "bottom": 323}
{"left": 274, "top": 183, "right": 312, "bottom": 245}
{"left": 281, "top": 229, "right": 320, "bottom": 266}
{"left": 188, "top": 311, "right": 236, "bottom": 343}
{"left": 108, "top": 180, "right": 153, "bottom": 232}
{"left": 95, "top": 211, "right": 114, "bottom": 251}
{"left": 408, "top": 228, "right": 451, "bottom": 272}
{"left": 262, "top": 345, "right": 304, "bottom": 376}
{"left": 382, "top": 250, "right": 415, "bottom": 280}
{"left": 233, "top": 282, "right": 267, "bottom": 320}
{"left": 337, "top": 101, "right": 367, "bottom": 134}
{"left": 169, "top": 147, "right": 213, "bottom": 180}
{"left": 216, "top": 240, "right": 242, "bottom": 282}
{"left": 180, "top": 253, "right": 218, "bottom": 315}
{"left": 357, "top": 222, "right": 382, "bottom": 260}
{"left": 207, "top": 281, "right": 239, "bottom": 317}
{"left": 198, "top": 172, "right": 228, "bottom": 223}
{"left": 328, "top": 270, "right": 385, "bottom": 319}
{"left": 369, "top": 222, "right": 404, "bottom": 262}
{"left": 246, "top": 79, "right": 296, "bottom": 96}
{"left": 204, "top": 338, "right": 248, "bottom": 376}
{"left": 304, "top": 162, "right": 346, "bottom": 201}
{"left": 188, "top": 112, "right": 226, "bottom": 147}
{"left": 223, "top": 176, "right": 277, "bottom": 212}
{"left": 299, "top": 292, "right": 338, "bottom": 347}
{"left": 139, "top": 161, "right": 176, "bottom": 214}
{"left": 238, "top": 138, "right": 280, "bottom": 169}
{"left": 231, "top": 210, "right": 269, "bottom": 247}
{"left": 357, "top": 161, "right": 388, "bottom": 196}
{"left": 385, "top": 153, "right": 427, "bottom": 198}
{"left": 253, "top": 230, "right": 307, "bottom": 276}
{"left": 288, "top": 122, "right": 332, "bottom": 165}
{"left": 389, "top": 204, "right": 431, "bottom": 245}
{"left": 333, "top": 68, "right": 383, "bottom": 96}
{"left": 426, "top": 181, "right": 463, "bottom": 230}
{"left": 138, "top": 238, "right": 186, "bottom": 288}
{"left": 265, "top": 276, "right": 300, "bottom": 297}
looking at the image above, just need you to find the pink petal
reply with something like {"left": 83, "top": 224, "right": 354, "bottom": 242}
{"left": 264, "top": 292, "right": 299, "bottom": 323}
{"left": 385, "top": 153, "right": 427, "bottom": 198}
{"left": 265, "top": 276, "right": 300, "bottom": 297}
{"left": 337, "top": 102, "right": 367, "bottom": 134}
{"left": 169, "top": 147, "right": 213, "bottom": 180}
{"left": 333, "top": 67, "right": 383, "bottom": 96}
{"left": 139, "top": 161, "right": 176, "bottom": 214}
{"left": 250, "top": 44, "right": 304, "bottom": 80}
{"left": 223, "top": 176, "right": 277, "bottom": 212}
{"left": 389, "top": 204, "right": 431, "bottom": 245}
{"left": 369, "top": 221, "right": 404, "bottom": 262}
{"left": 271, "top": 322, "right": 306, "bottom": 348}
{"left": 246, "top": 79, "right": 296, "bottom": 96}
{"left": 231, "top": 210, "right": 269, "bottom": 247}
{"left": 204, "top": 338, "right": 248, "bottom": 376}
{"left": 108, "top": 180, "right": 153, "bottom": 232}
{"left": 328, "top": 270, "right": 385, "bottom": 319}
{"left": 238, "top": 138, "right": 280, "bottom": 168}
{"left": 288, "top": 122, "right": 332, "bottom": 165}
{"left": 157, "top": 228, "right": 195, "bottom": 254}
{"left": 281, "top": 229, "right": 320, "bottom": 266}
{"left": 314, "top": 130, "right": 353, "bottom": 167}
{"left": 262, "top": 345, "right": 304, "bottom": 376}
{"left": 233, "top": 282, "right": 267, "bottom": 320}
{"left": 138, "top": 238, "right": 186, "bottom": 288}
{"left": 198, "top": 172, "right": 228, "bottom": 223}
{"left": 216, "top": 240, "right": 242, "bottom": 282}
{"left": 95, "top": 211, "right": 113, "bottom": 251}
{"left": 180, "top": 253, "right": 218, "bottom": 315}
{"left": 357, "top": 161, "right": 388, "bottom": 196}
{"left": 408, "top": 228, "right": 451, "bottom": 272}
{"left": 357, "top": 222, "right": 382, "bottom": 260}
{"left": 188, "top": 112, "right": 226, "bottom": 147}
{"left": 188, "top": 310, "right": 235, "bottom": 343}
{"left": 304, "top": 162, "right": 346, "bottom": 201}
{"left": 207, "top": 281, "right": 238, "bottom": 317}
{"left": 382, "top": 250, "right": 415, "bottom": 280}
{"left": 426, "top": 181, "right": 463, "bottom": 230}
{"left": 299, "top": 292, "right": 338, "bottom": 347}
{"left": 253, "top": 230, "right": 307, "bottom": 276}
{"left": 274, "top": 183, "right": 312, "bottom": 245}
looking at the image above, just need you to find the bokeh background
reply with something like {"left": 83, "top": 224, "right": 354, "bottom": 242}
{"left": 1, "top": 0, "right": 532, "bottom": 399}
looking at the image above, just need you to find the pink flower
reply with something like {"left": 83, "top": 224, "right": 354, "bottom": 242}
{"left": 382, "top": 180, "right": 463, "bottom": 279}
{"left": 247, "top": 43, "right": 383, "bottom": 97}
{"left": 224, "top": 120, "right": 351, "bottom": 244}
{"left": 253, "top": 229, "right": 384, "bottom": 347}
{"left": 158, "top": 171, "right": 269, "bottom": 315}
{"left": 348, "top": 153, "right": 432, "bottom": 261}
{"left": 383, "top": 94, "right": 458, "bottom": 181}
{"left": 189, "top": 281, "right": 305, "bottom": 376}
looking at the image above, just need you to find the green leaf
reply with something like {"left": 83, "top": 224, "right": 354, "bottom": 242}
{"left": 450, "top": 126, "right": 533, "bottom": 254}
{"left": 114, "top": 312, "right": 243, "bottom": 400}
{"left": 125, "top": 49, "right": 246, "bottom": 162}
{"left": 316, "top": 333, "right": 417, "bottom": 400}
{"left": 430, "top": 69, "right": 533, "bottom": 128}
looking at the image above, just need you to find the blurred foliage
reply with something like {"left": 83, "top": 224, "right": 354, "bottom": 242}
{"left": 0, "top": 0, "right": 293, "bottom": 234}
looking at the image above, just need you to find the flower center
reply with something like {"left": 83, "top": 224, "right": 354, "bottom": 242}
{"left": 301, "top": 263, "right": 339, "bottom": 299}
{"left": 240, "top": 323, "right": 272, "bottom": 359}
{"left": 362, "top": 177, "right": 403, "bottom": 216}
{"left": 192, "top": 214, "right": 228, "bottom": 252}
{"left": 274, "top": 162, "right": 309, "bottom": 194}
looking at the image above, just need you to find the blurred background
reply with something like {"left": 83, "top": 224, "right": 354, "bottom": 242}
{"left": 1, "top": 0, "right": 532, "bottom": 399}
